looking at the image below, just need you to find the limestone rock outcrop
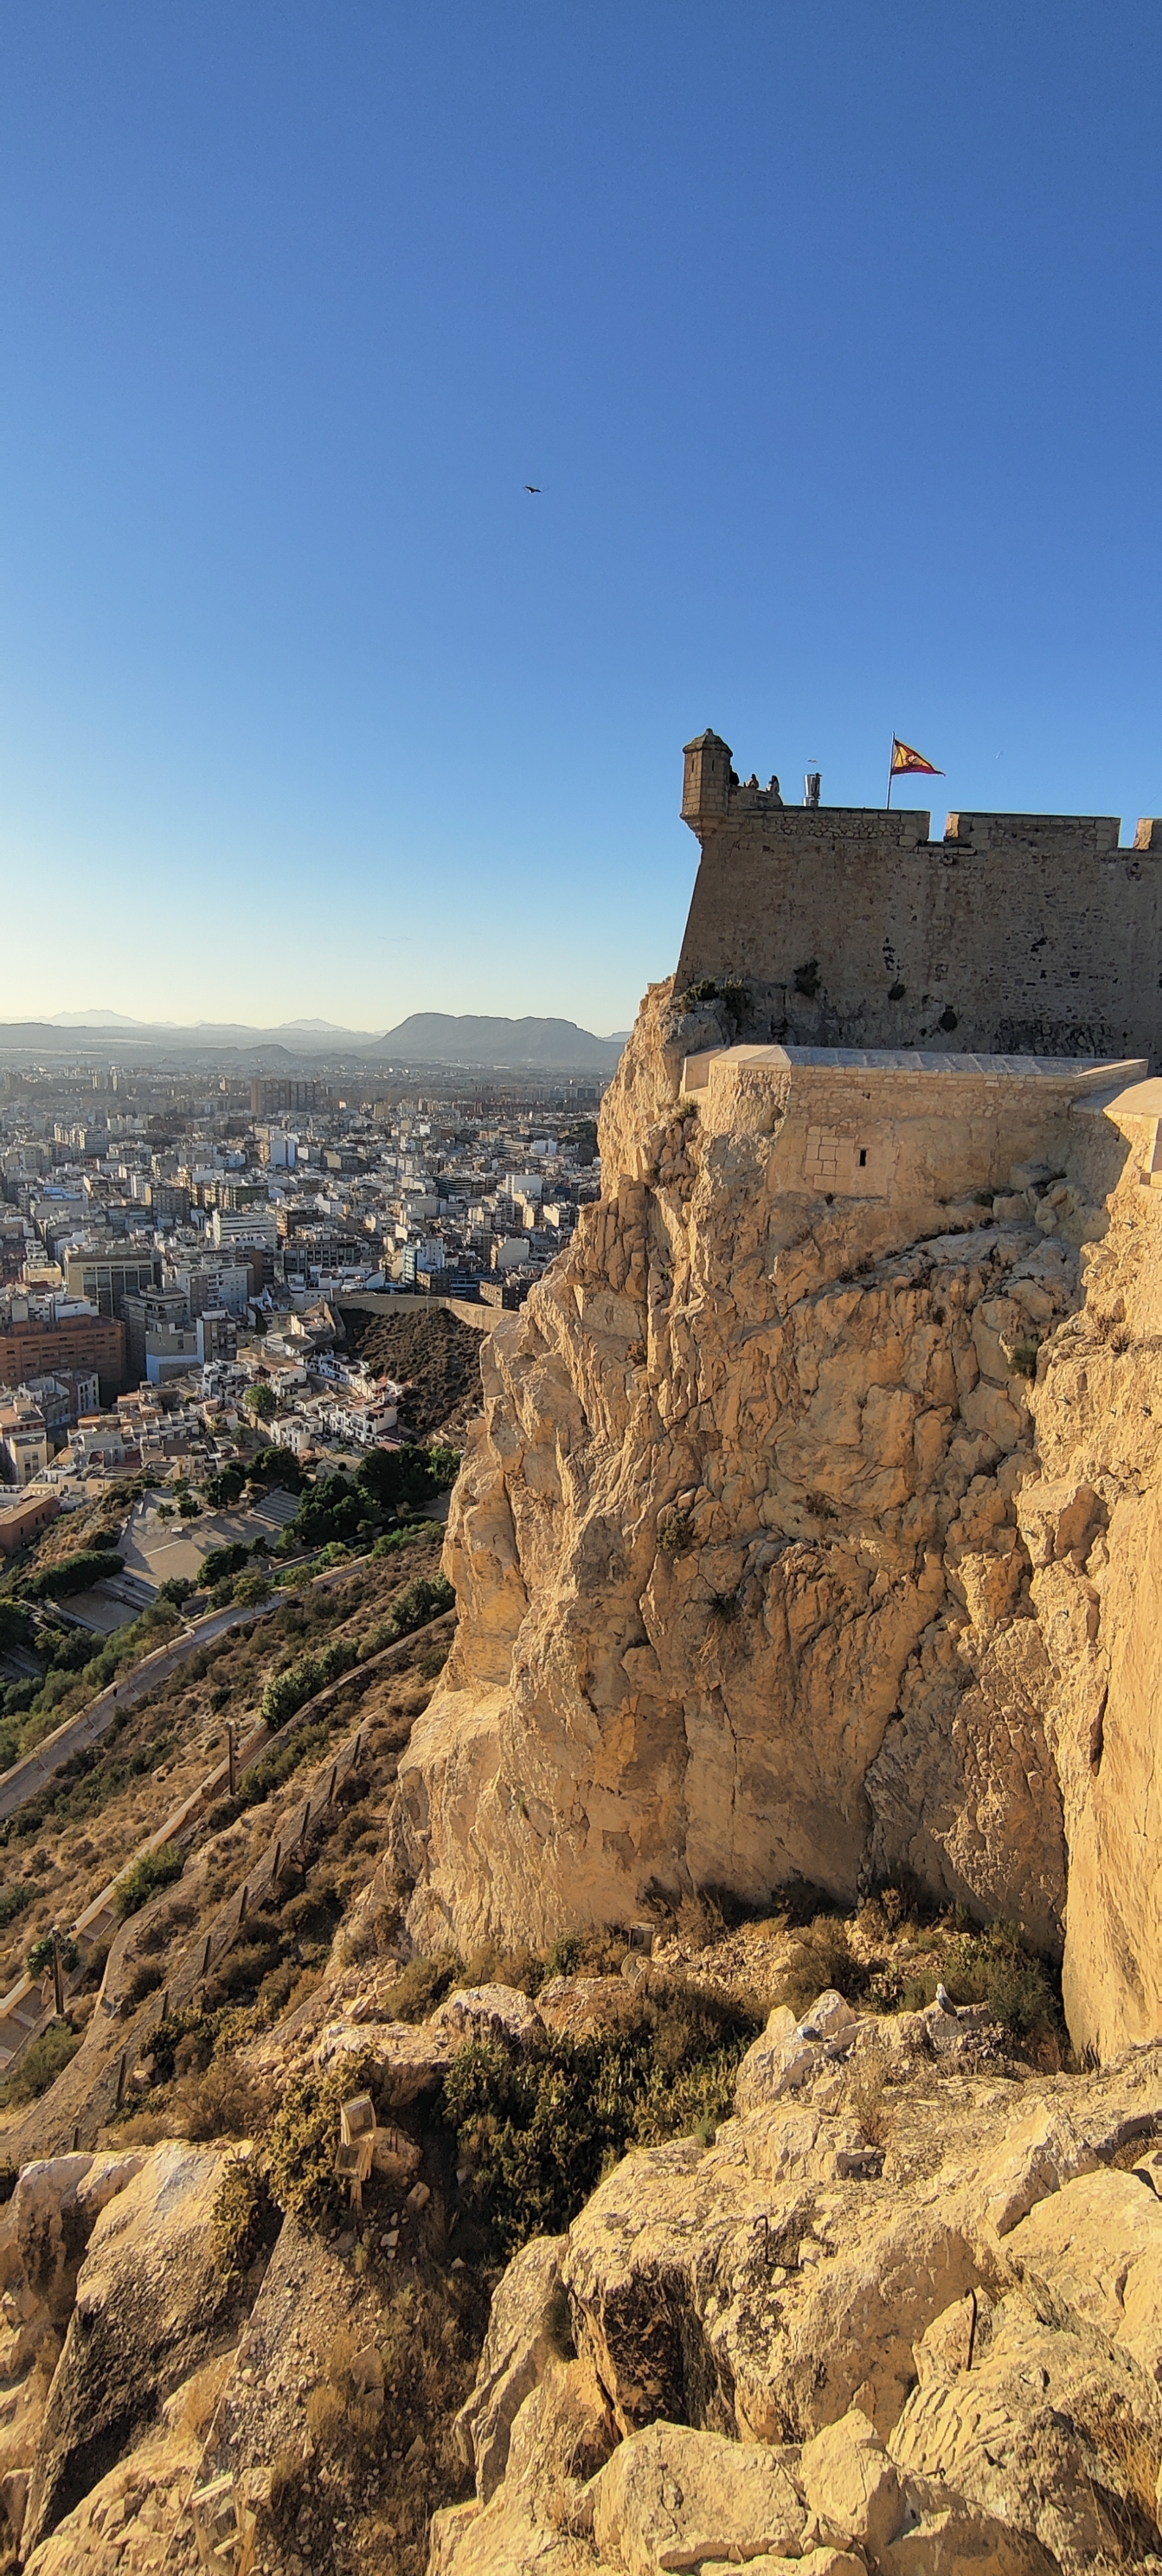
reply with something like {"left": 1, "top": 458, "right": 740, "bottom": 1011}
{"left": 22, "top": 2141, "right": 241, "bottom": 2553}
{"left": 433, "top": 1993, "right": 1162, "bottom": 2576}
{"left": 398, "top": 978, "right": 1162, "bottom": 2056}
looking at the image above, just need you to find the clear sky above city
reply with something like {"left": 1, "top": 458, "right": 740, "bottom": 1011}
{"left": 2, "top": 1, "right": 1160, "bottom": 1034}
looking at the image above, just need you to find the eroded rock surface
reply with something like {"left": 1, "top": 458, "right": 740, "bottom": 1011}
{"left": 397, "top": 979, "right": 1162, "bottom": 2061}
{"left": 22, "top": 2141, "right": 239, "bottom": 2553}
{"left": 433, "top": 1996, "right": 1162, "bottom": 2576}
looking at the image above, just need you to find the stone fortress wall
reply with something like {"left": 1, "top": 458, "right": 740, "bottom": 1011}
{"left": 680, "top": 1041, "right": 1155, "bottom": 1211}
{"left": 677, "top": 730, "right": 1162, "bottom": 1066}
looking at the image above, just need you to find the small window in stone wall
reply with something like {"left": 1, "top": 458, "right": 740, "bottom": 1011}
{"left": 803, "top": 1128, "right": 890, "bottom": 1197}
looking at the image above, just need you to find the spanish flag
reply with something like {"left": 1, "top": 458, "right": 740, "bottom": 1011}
{"left": 887, "top": 735, "right": 943, "bottom": 808}
{"left": 890, "top": 737, "right": 942, "bottom": 777}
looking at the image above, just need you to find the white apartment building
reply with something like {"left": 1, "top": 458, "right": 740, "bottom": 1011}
{"left": 212, "top": 1206, "right": 278, "bottom": 1251}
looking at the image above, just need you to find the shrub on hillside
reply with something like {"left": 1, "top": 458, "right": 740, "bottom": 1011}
{"left": 370, "top": 1520, "right": 444, "bottom": 1559}
{"left": 389, "top": 1574, "right": 454, "bottom": 1634}
{"left": 25, "top": 1930, "right": 80, "bottom": 1980}
{"left": 381, "top": 1952, "right": 462, "bottom": 2022}
{"left": 211, "top": 2152, "right": 279, "bottom": 2280}
{"left": 0, "top": 2019, "right": 81, "bottom": 2105}
{"left": 112, "top": 1845, "right": 185, "bottom": 1920}
{"left": 260, "top": 1638, "right": 358, "bottom": 1728}
{"left": 442, "top": 1977, "right": 760, "bottom": 2257}
{"left": 770, "top": 1916, "right": 870, "bottom": 2018}
{"left": 894, "top": 1918, "right": 1062, "bottom": 2043}
{"left": 232, "top": 1568, "right": 271, "bottom": 1607}
{"left": 263, "top": 2051, "right": 383, "bottom": 2227}
{"left": 23, "top": 1549, "right": 122, "bottom": 1601}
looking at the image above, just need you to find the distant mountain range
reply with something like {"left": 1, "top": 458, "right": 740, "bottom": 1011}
{"left": 372, "top": 1014, "right": 622, "bottom": 1068}
{"left": 0, "top": 1010, "right": 628, "bottom": 1070}
{"left": 39, "top": 1011, "right": 383, "bottom": 1042}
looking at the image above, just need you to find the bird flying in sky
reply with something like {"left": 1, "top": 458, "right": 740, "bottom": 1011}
{"left": 524, "top": 484, "right": 542, "bottom": 494}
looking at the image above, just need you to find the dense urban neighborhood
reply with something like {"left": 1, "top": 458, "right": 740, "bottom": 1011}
{"left": 0, "top": 1054, "right": 605, "bottom": 1562}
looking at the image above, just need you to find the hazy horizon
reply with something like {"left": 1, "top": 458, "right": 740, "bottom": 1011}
{"left": 15, "top": 1004, "right": 632, "bottom": 1041}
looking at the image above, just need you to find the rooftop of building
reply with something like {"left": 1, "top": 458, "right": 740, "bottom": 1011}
{"left": 682, "top": 1044, "right": 1149, "bottom": 1092}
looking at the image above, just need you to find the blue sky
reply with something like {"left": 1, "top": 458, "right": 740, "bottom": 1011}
{"left": 2, "top": 1, "right": 1159, "bottom": 1034}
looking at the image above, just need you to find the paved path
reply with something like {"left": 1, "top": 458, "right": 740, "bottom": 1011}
{"left": 0, "top": 1542, "right": 387, "bottom": 1832}
{"left": 0, "top": 1600, "right": 273, "bottom": 1826}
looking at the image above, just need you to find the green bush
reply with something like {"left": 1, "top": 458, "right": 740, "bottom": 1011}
{"left": 260, "top": 1638, "right": 358, "bottom": 1729}
{"left": 157, "top": 1576, "right": 196, "bottom": 1608}
{"left": 201, "top": 1542, "right": 250, "bottom": 1589}
{"left": 264, "top": 2051, "right": 382, "bottom": 2228}
{"left": 356, "top": 1574, "right": 451, "bottom": 1658}
{"left": 25, "top": 1930, "right": 80, "bottom": 1980}
{"left": 389, "top": 1574, "right": 455, "bottom": 1635}
{"left": 370, "top": 1520, "right": 444, "bottom": 1560}
{"left": 382, "top": 1952, "right": 462, "bottom": 2022}
{"left": 895, "top": 1920, "right": 1062, "bottom": 2043}
{"left": 443, "top": 1978, "right": 759, "bottom": 2258}
{"left": 112, "top": 1845, "right": 185, "bottom": 1920}
{"left": 23, "top": 1549, "right": 122, "bottom": 1601}
{"left": 233, "top": 1569, "right": 271, "bottom": 1607}
{"left": 0, "top": 2018, "right": 81, "bottom": 2105}
{"left": 239, "top": 1718, "right": 331, "bottom": 1806}
{"left": 211, "top": 2152, "right": 279, "bottom": 2279}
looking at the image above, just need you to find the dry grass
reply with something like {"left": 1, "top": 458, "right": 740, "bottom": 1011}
{"left": 769, "top": 1915, "right": 869, "bottom": 2017}
{"left": 676, "top": 1890, "right": 728, "bottom": 1953}
{"left": 170, "top": 2350, "right": 234, "bottom": 2444}
{"left": 1095, "top": 2407, "right": 1162, "bottom": 2518}
{"left": 305, "top": 2380, "right": 346, "bottom": 2444}
{"left": 0, "top": 1549, "right": 445, "bottom": 1997}
{"left": 1086, "top": 2401, "right": 1162, "bottom": 2563}
{"left": 844, "top": 2045, "right": 896, "bottom": 2149}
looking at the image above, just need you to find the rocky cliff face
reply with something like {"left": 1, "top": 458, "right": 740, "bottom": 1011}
{"left": 399, "top": 980, "right": 1162, "bottom": 2058}
{"left": 433, "top": 1983, "right": 1162, "bottom": 2576}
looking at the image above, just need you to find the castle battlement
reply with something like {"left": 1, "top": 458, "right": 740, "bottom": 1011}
{"left": 675, "top": 731, "right": 1162, "bottom": 1066}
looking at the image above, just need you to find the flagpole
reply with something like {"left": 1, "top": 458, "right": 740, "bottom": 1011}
{"left": 886, "top": 741, "right": 895, "bottom": 811}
